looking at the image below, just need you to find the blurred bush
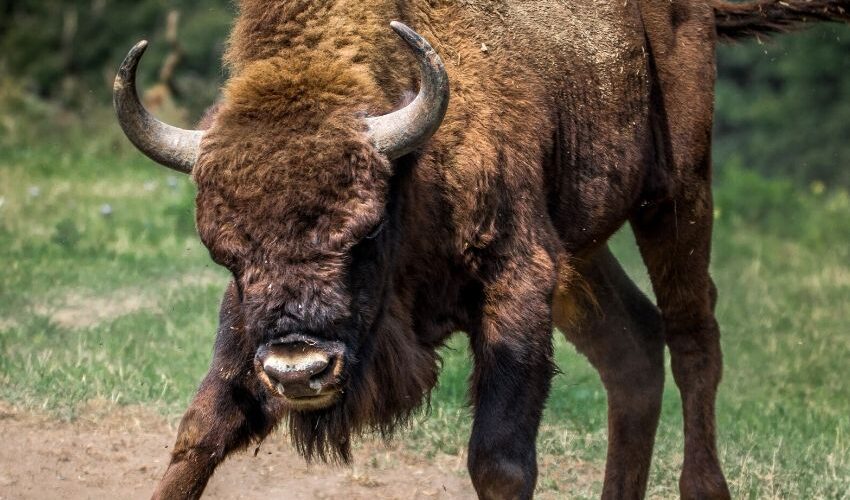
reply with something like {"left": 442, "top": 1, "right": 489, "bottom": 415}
{"left": 714, "top": 161, "right": 850, "bottom": 248}
{"left": 0, "top": 0, "right": 232, "bottom": 119}
{"left": 0, "top": 73, "right": 131, "bottom": 167}
{"left": 1, "top": 2, "right": 849, "bottom": 186}
{"left": 715, "top": 24, "right": 850, "bottom": 187}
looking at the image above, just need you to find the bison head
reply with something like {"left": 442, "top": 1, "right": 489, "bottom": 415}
{"left": 114, "top": 23, "right": 449, "bottom": 461}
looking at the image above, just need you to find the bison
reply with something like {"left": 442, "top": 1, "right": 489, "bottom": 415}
{"left": 113, "top": 0, "right": 849, "bottom": 498}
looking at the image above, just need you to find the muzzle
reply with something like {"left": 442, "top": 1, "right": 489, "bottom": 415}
{"left": 255, "top": 334, "right": 346, "bottom": 410}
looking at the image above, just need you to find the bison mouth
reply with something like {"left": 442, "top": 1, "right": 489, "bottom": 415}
{"left": 254, "top": 334, "right": 346, "bottom": 411}
{"left": 276, "top": 390, "right": 340, "bottom": 411}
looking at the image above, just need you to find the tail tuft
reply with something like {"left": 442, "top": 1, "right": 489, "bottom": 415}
{"left": 714, "top": 0, "right": 850, "bottom": 42}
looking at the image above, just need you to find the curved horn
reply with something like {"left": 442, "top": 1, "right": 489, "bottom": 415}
{"left": 113, "top": 41, "right": 203, "bottom": 174}
{"left": 365, "top": 22, "right": 450, "bottom": 160}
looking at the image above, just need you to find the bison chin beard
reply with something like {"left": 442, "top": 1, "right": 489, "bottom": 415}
{"left": 286, "top": 304, "right": 441, "bottom": 464}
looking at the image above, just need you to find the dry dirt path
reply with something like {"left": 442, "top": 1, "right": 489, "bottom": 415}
{"left": 0, "top": 402, "right": 475, "bottom": 499}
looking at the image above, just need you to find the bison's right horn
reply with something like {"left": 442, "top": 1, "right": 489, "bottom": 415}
{"left": 365, "top": 22, "right": 450, "bottom": 160}
{"left": 113, "top": 41, "right": 203, "bottom": 174}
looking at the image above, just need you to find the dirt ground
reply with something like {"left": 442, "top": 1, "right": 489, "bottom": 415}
{"left": 0, "top": 401, "right": 475, "bottom": 499}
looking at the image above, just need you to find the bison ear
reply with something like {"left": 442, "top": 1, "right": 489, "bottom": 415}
{"left": 113, "top": 41, "right": 204, "bottom": 175}
{"left": 365, "top": 22, "right": 450, "bottom": 160}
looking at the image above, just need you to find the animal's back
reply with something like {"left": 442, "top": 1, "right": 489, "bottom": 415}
{"left": 459, "top": 0, "right": 649, "bottom": 97}
{"left": 427, "top": 0, "right": 655, "bottom": 251}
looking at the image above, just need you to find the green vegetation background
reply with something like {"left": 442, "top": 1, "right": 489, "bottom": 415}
{"left": 3, "top": 0, "right": 850, "bottom": 185}
{"left": 1, "top": 2, "right": 849, "bottom": 499}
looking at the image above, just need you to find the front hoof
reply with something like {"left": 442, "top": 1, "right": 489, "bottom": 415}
{"left": 469, "top": 454, "right": 534, "bottom": 500}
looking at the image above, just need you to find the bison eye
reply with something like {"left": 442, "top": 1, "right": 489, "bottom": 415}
{"left": 365, "top": 219, "right": 388, "bottom": 240}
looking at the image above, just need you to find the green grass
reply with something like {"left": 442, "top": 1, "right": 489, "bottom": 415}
{"left": 1, "top": 88, "right": 849, "bottom": 498}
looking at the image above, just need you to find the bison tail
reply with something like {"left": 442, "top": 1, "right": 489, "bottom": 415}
{"left": 713, "top": 0, "right": 850, "bottom": 42}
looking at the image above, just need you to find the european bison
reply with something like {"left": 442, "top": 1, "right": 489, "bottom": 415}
{"left": 113, "top": 0, "right": 849, "bottom": 498}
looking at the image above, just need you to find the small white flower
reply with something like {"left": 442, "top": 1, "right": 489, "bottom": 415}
{"left": 167, "top": 176, "right": 179, "bottom": 189}
{"left": 28, "top": 186, "right": 41, "bottom": 198}
{"left": 100, "top": 204, "right": 113, "bottom": 216}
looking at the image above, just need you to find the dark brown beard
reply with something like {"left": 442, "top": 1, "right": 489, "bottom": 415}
{"left": 287, "top": 311, "right": 441, "bottom": 463}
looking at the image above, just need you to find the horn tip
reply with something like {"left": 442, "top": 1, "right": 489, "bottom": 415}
{"left": 133, "top": 40, "right": 149, "bottom": 52}
{"left": 388, "top": 21, "right": 430, "bottom": 55}
{"left": 126, "top": 40, "right": 149, "bottom": 60}
{"left": 389, "top": 21, "right": 411, "bottom": 37}
{"left": 117, "top": 40, "right": 149, "bottom": 84}
{"left": 122, "top": 40, "right": 149, "bottom": 67}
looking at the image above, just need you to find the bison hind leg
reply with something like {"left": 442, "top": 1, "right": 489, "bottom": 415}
{"left": 555, "top": 246, "right": 665, "bottom": 500}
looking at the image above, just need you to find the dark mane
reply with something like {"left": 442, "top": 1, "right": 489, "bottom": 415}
{"left": 287, "top": 298, "right": 441, "bottom": 463}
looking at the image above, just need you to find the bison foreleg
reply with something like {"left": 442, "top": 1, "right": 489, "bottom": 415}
{"left": 152, "top": 372, "right": 276, "bottom": 500}
{"left": 466, "top": 249, "right": 557, "bottom": 500}
{"left": 153, "top": 283, "right": 281, "bottom": 500}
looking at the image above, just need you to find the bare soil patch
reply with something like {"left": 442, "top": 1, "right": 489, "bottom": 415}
{"left": 0, "top": 402, "right": 474, "bottom": 499}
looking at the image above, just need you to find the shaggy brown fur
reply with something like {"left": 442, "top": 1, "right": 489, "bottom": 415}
{"left": 144, "top": 1, "right": 848, "bottom": 499}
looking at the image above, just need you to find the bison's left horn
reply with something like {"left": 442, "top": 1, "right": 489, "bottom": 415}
{"left": 113, "top": 41, "right": 203, "bottom": 174}
{"left": 366, "top": 22, "right": 450, "bottom": 160}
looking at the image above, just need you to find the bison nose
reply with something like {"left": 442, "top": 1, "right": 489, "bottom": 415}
{"left": 257, "top": 337, "right": 344, "bottom": 400}
{"left": 263, "top": 350, "right": 330, "bottom": 398}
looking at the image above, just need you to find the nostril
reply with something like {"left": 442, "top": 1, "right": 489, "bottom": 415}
{"left": 309, "top": 355, "right": 338, "bottom": 382}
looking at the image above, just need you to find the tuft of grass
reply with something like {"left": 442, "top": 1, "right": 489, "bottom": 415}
{"left": 1, "top": 91, "right": 848, "bottom": 498}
